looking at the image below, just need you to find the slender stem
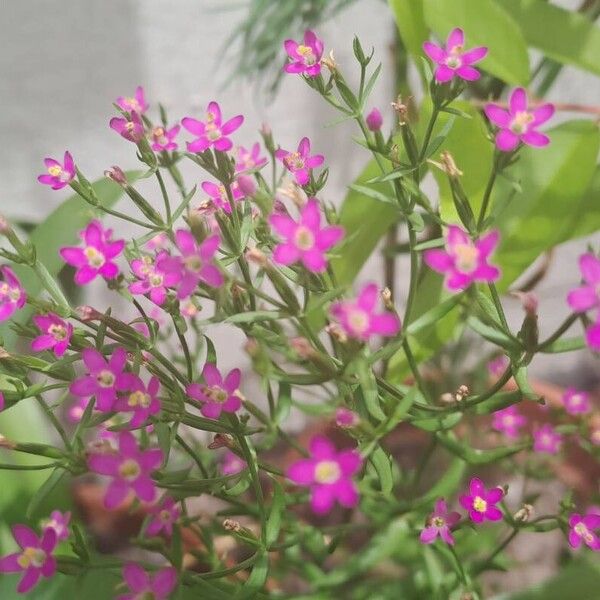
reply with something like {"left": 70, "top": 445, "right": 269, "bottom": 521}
{"left": 171, "top": 315, "right": 194, "bottom": 382}
{"left": 156, "top": 169, "right": 172, "bottom": 225}
{"left": 536, "top": 313, "right": 578, "bottom": 351}
{"left": 474, "top": 528, "right": 518, "bottom": 575}
{"left": 418, "top": 107, "right": 439, "bottom": 162}
{"left": 477, "top": 152, "right": 499, "bottom": 230}
{"left": 488, "top": 283, "right": 510, "bottom": 333}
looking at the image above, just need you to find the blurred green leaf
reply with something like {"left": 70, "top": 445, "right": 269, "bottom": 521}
{"left": 388, "top": 0, "right": 428, "bottom": 69}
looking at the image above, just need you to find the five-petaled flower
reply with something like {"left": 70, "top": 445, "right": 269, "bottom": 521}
{"left": 485, "top": 88, "right": 554, "bottom": 152}
{"left": 275, "top": 137, "right": 324, "bottom": 186}
{"left": 150, "top": 124, "right": 180, "bottom": 152}
{"left": 0, "top": 266, "right": 26, "bottom": 322}
{"left": 236, "top": 143, "right": 267, "bottom": 173}
{"left": 284, "top": 30, "right": 324, "bottom": 78}
{"left": 533, "top": 424, "right": 562, "bottom": 455}
{"left": 330, "top": 283, "right": 400, "bottom": 341}
{"left": 269, "top": 198, "right": 343, "bottom": 273}
{"left": 0, "top": 524, "right": 57, "bottom": 594}
{"left": 568, "top": 511, "right": 600, "bottom": 551}
{"left": 201, "top": 180, "right": 244, "bottom": 213}
{"left": 129, "top": 252, "right": 180, "bottom": 306}
{"left": 424, "top": 225, "right": 500, "bottom": 291}
{"left": 459, "top": 477, "right": 503, "bottom": 523}
{"left": 42, "top": 510, "right": 71, "bottom": 542}
{"left": 88, "top": 431, "right": 163, "bottom": 509}
{"left": 492, "top": 405, "right": 527, "bottom": 440}
{"left": 117, "top": 563, "right": 177, "bottom": 600}
{"left": 420, "top": 499, "right": 461, "bottom": 545}
{"left": 113, "top": 374, "right": 161, "bottom": 428}
{"left": 287, "top": 436, "right": 362, "bottom": 515}
{"left": 186, "top": 363, "right": 242, "bottom": 419}
{"left": 423, "top": 28, "right": 488, "bottom": 83}
{"left": 562, "top": 388, "right": 591, "bottom": 416}
{"left": 31, "top": 312, "right": 73, "bottom": 357}
{"left": 182, "top": 101, "right": 243, "bottom": 153}
{"left": 110, "top": 111, "right": 145, "bottom": 143}
{"left": 567, "top": 253, "right": 600, "bottom": 351}
{"left": 37, "top": 151, "right": 76, "bottom": 190}
{"left": 60, "top": 220, "right": 125, "bottom": 285}
{"left": 116, "top": 86, "right": 149, "bottom": 115}
{"left": 146, "top": 497, "right": 180, "bottom": 538}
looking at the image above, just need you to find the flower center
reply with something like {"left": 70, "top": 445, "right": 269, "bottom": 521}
{"left": 347, "top": 308, "right": 370, "bottom": 335}
{"left": 314, "top": 460, "right": 341, "bottom": 484}
{"left": 125, "top": 121, "right": 137, "bottom": 133}
{"left": 510, "top": 111, "right": 534, "bottom": 135}
{"left": 202, "top": 385, "right": 229, "bottom": 403}
{"left": 96, "top": 370, "right": 115, "bottom": 388}
{"left": 569, "top": 394, "right": 582, "bottom": 406}
{"left": 149, "top": 272, "right": 164, "bottom": 287}
{"left": 160, "top": 509, "right": 172, "bottom": 523}
{"left": 152, "top": 127, "right": 168, "bottom": 145}
{"left": 1, "top": 282, "right": 22, "bottom": 303}
{"left": 124, "top": 97, "right": 140, "bottom": 112}
{"left": 294, "top": 226, "right": 315, "bottom": 251}
{"left": 48, "top": 165, "right": 63, "bottom": 177}
{"left": 445, "top": 55, "right": 462, "bottom": 69}
{"left": 502, "top": 414, "right": 515, "bottom": 427}
{"left": 119, "top": 458, "right": 141, "bottom": 481}
{"left": 432, "top": 516, "right": 446, "bottom": 528}
{"left": 17, "top": 547, "right": 46, "bottom": 569}
{"left": 134, "top": 592, "right": 156, "bottom": 600}
{"left": 574, "top": 522, "right": 594, "bottom": 543}
{"left": 473, "top": 496, "right": 487, "bottom": 513}
{"left": 84, "top": 246, "right": 106, "bottom": 268}
{"left": 205, "top": 122, "right": 222, "bottom": 141}
{"left": 297, "top": 45, "right": 316, "bottom": 65}
{"left": 184, "top": 254, "right": 203, "bottom": 273}
{"left": 454, "top": 243, "right": 479, "bottom": 273}
{"left": 284, "top": 152, "right": 305, "bottom": 171}
{"left": 128, "top": 390, "right": 151, "bottom": 408}
{"left": 49, "top": 323, "right": 67, "bottom": 341}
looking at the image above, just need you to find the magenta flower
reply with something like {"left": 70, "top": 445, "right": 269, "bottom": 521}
{"left": 488, "top": 355, "right": 508, "bottom": 377}
{"left": 37, "top": 151, "right": 75, "bottom": 190}
{"left": 484, "top": 88, "right": 554, "bottom": 152}
{"left": 269, "top": 199, "right": 343, "bottom": 273}
{"left": 330, "top": 283, "right": 400, "bottom": 341}
{"left": 221, "top": 450, "right": 247, "bottom": 475}
{"left": 424, "top": 225, "right": 500, "bottom": 291}
{"left": 31, "top": 313, "right": 73, "bottom": 357}
{"left": 423, "top": 28, "right": 488, "bottom": 83}
{"left": 365, "top": 108, "right": 383, "bottom": 131}
{"left": 0, "top": 525, "right": 57, "bottom": 594}
{"left": 129, "top": 252, "right": 181, "bottom": 306}
{"left": 201, "top": 180, "right": 244, "bottom": 214}
{"left": 492, "top": 405, "right": 527, "bottom": 440}
{"left": 567, "top": 253, "right": 600, "bottom": 351}
{"left": 60, "top": 220, "right": 125, "bottom": 285}
{"left": 459, "top": 477, "right": 503, "bottom": 523}
{"left": 70, "top": 347, "right": 128, "bottom": 411}
{"left": 275, "top": 137, "right": 324, "bottom": 186}
{"left": 287, "top": 436, "right": 362, "bottom": 515}
{"left": 186, "top": 363, "right": 242, "bottom": 419}
{"left": 150, "top": 124, "right": 180, "bottom": 152}
{"left": 284, "top": 30, "right": 323, "bottom": 78}
{"left": 113, "top": 374, "right": 161, "bottom": 428}
{"left": 116, "top": 86, "right": 148, "bottom": 115}
{"left": 146, "top": 497, "right": 180, "bottom": 537}
{"left": 420, "top": 499, "right": 461, "bottom": 545}
{"left": 182, "top": 101, "right": 243, "bottom": 153}
{"left": 88, "top": 431, "right": 163, "bottom": 509}
{"left": 568, "top": 511, "right": 600, "bottom": 551}
{"left": 110, "top": 111, "right": 145, "bottom": 143}
{"left": 42, "top": 510, "right": 71, "bottom": 542}
{"left": 0, "top": 266, "right": 26, "bottom": 322}
{"left": 67, "top": 397, "right": 89, "bottom": 422}
{"left": 118, "top": 563, "right": 177, "bottom": 600}
{"left": 236, "top": 143, "right": 267, "bottom": 172}
{"left": 157, "top": 230, "right": 222, "bottom": 298}
{"left": 562, "top": 388, "right": 591, "bottom": 415}
{"left": 335, "top": 407, "right": 360, "bottom": 429}
{"left": 533, "top": 424, "right": 562, "bottom": 454}
{"left": 146, "top": 233, "right": 169, "bottom": 251}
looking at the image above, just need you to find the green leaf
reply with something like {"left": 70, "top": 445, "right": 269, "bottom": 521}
{"left": 26, "top": 467, "right": 66, "bottom": 519}
{"left": 423, "top": 0, "right": 530, "bottom": 84}
{"left": 355, "top": 357, "right": 386, "bottom": 421}
{"left": 419, "top": 457, "right": 466, "bottom": 504}
{"left": 239, "top": 550, "right": 269, "bottom": 598}
{"left": 265, "top": 479, "right": 285, "bottom": 548}
{"left": 388, "top": 0, "right": 429, "bottom": 67}
{"left": 369, "top": 446, "right": 394, "bottom": 494}
{"left": 502, "top": 0, "right": 600, "bottom": 77}
{"left": 436, "top": 431, "right": 526, "bottom": 464}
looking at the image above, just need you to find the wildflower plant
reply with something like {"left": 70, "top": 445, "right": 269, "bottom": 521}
{"left": 1, "top": 5, "right": 600, "bottom": 599}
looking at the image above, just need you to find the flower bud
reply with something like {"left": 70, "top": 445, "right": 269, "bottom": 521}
{"left": 335, "top": 407, "right": 360, "bottom": 429}
{"left": 104, "top": 166, "right": 128, "bottom": 186}
{"left": 245, "top": 248, "right": 268, "bottom": 268}
{"left": 513, "top": 291, "right": 539, "bottom": 316}
{"left": 365, "top": 108, "right": 383, "bottom": 132}
{"left": 290, "top": 337, "right": 315, "bottom": 359}
{"left": 237, "top": 174, "right": 257, "bottom": 197}
{"left": 75, "top": 305, "right": 102, "bottom": 321}
{"left": 208, "top": 433, "right": 233, "bottom": 450}
{"left": 0, "top": 214, "right": 11, "bottom": 235}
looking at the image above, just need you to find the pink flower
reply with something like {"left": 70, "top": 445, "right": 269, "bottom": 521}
{"left": 31, "top": 313, "right": 73, "bottom": 357}
{"left": 562, "top": 388, "right": 591, "bottom": 416}
{"left": 70, "top": 347, "right": 128, "bottom": 412}
{"left": 420, "top": 499, "right": 461, "bottom": 545}
{"left": 275, "top": 137, "right": 324, "bottom": 186}
{"left": 424, "top": 225, "right": 500, "bottom": 291}
{"left": 201, "top": 180, "right": 244, "bottom": 214}
{"left": 221, "top": 450, "right": 247, "bottom": 475}
{"left": 0, "top": 525, "right": 57, "bottom": 593}
{"left": 146, "top": 497, "right": 180, "bottom": 537}
{"left": 365, "top": 108, "right": 383, "bottom": 131}
{"left": 110, "top": 111, "right": 145, "bottom": 143}
{"left": 146, "top": 233, "right": 169, "bottom": 251}
{"left": 67, "top": 397, "right": 89, "bottom": 422}
{"left": 129, "top": 252, "right": 181, "bottom": 306}
{"left": 0, "top": 266, "right": 26, "bottom": 321}
{"left": 287, "top": 436, "right": 362, "bottom": 515}
{"left": 335, "top": 407, "right": 360, "bottom": 429}
{"left": 459, "top": 477, "right": 503, "bottom": 523}
{"left": 88, "top": 431, "right": 163, "bottom": 509}
{"left": 567, "top": 253, "right": 600, "bottom": 351}
{"left": 533, "top": 424, "right": 562, "bottom": 454}
{"left": 37, "top": 151, "right": 75, "bottom": 190}
{"left": 484, "top": 88, "right": 554, "bottom": 152}
{"left": 269, "top": 199, "right": 343, "bottom": 273}
{"left": 157, "top": 230, "right": 222, "bottom": 298}
{"left": 330, "top": 283, "right": 400, "bottom": 341}
{"left": 487, "top": 355, "right": 509, "bottom": 377}
{"left": 182, "top": 101, "right": 243, "bottom": 153}
{"left": 568, "top": 511, "right": 600, "bottom": 551}
{"left": 284, "top": 30, "right": 323, "bottom": 78}
{"left": 150, "top": 124, "right": 180, "bottom": 152}
{"left": 113, "top": 374, "right": 161, "bottom": 428}
{"left": 236, "top": 143, "right": 267, "bottom": 172}
{"left": 186, "top": 363, "right": 242, "bottom": 419}
{"left": 118, "top": 563, "right": 177, "bottom": 600}
{"left": 492, "top": 405, "right": 527, "bottom": 439}
{"left": 42, "top": 510, "right": 71, "bottom": 542}
{"left": 116, "top": 86, "right": 149, "bottom": 115}
{"left": 60, "top": 220, "right": 125, "bottom": 285}
{"left": 423, "top": 28, "right": 488, "bottom": 83}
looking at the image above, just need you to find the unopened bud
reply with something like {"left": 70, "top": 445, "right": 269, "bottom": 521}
{"left": 365, "top": 108, "right": 383, "bottom": 132}
{"left": 245, "top": 248, "right": 268, "bottom": 268}
{"left": 208, "top": 434, "right": 233, "bottom": 450}
{"left": 455, "top": 385, "right": 469, "bottom": 402}
{"left": 104, "top": 166, "right": 128, "bottom": 186}
{"left": 439, "top": 392, "right": 455, "bottom": 405}
{"left": 75, "top": 305, "right": 102, "bottom": 321}
{"left": 512, "top": 291, "right": 539, "bottom": 316}
{"left": 0, "top": 214, "right": 11, "bottom": 235}
{"left": 513, "top": 503, "right": 534, "bottom": 523}
{"left": 290, "top": 337, "right": 315, "bottom": 359}
{"left": 335, "top": 407, "right": 360, "bottom": 429}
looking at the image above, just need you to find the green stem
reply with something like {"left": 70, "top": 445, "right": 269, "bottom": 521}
{"left": 156, "top": 169, "right": 172, "bottom": 225}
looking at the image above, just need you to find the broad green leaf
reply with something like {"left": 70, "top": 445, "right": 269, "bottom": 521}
{"left": 566, "top": 165, "right": 600, "bottom": 239}
{"left": 495, "top": 120, "right": 600, "bottom": 289}
{"left": 423, "top": 0, "right": 530, "bottom": 85}
{"left": 502, "top": 0, "right": 600, "bottom": 77}
{"left": 388, "top": 0, "right": 428, "bottom": 62}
